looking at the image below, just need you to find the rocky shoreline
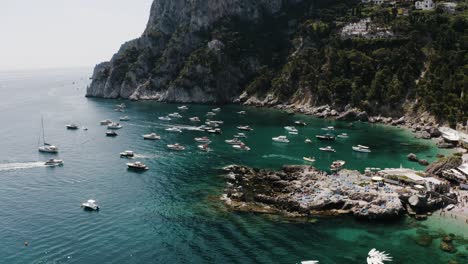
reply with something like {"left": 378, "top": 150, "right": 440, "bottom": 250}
{"left": 221, "top": 165, "right": 458, "bottom": 221}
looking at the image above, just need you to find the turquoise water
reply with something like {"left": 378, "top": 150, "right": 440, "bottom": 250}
{"left": 0, "top": 68, "right": 465, "bottom": 263}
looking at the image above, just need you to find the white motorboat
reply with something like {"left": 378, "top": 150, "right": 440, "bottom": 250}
{"left": 316, "top": 134, "right": 335, "bottom": 141}
{"left": 319, "top": 146, "right": 336, "bottom": 152}
{"left": 38, "top": 118, "right": 59, "bottom": 153}
{"left": 66, "top": 124, "right": 79, "bottom": 130}
{"left": 116, "top": 103, "right": 126, "bottom": 109}
{"left": 237, "top": 125, "right": 253, "bottom": 131}
{"left": 237, "top": 111, "right": 246, "bottom": 115}
{"left": 272, "top": 136, "right": 290, "bottom": 143}
{"left": 107, "top": 123, "right": 123, "bottom": 129}
{"left": 44, "top": 159, "right": 63, "bottom": 166}
{"left": 100, "top": 119, "right": 112, "bottom": 125}
{"left": 158, "top": 116, "right": 172, "bottom": 121}
{"left": 81, "top": 199, "right": 99, "bottom": 211}
{"left": 119, "top": 116, "right": 130, "bottom": 121}
{"left": 120, "top": 150, "right": 135, "bottom": 158}
{"left": 301, "top": 261, "right": 319, "bottom": 264}
{"left": 167, "top": 143, "right": 185, "bottom": 151}
{"left": 178, "top": 105, "right": 188, "bottom": 110}
{"left": 234, "top": 133, "right": 247, "bottom": 138}
{"left": 198, "top": 144, "right": 212, "bottom": 152}
{"left": 303, "top": 157, "right": 316, "bottom": 162}
{"left": 127, "top": 161, "right": 149, "bottom": 171}
{"left": 83, "top": 127, "right": 88, "bottom": 131}
{"left": 284, "top": 126, "right": 298, "bottom": 133}
{"left": 288, "top": 131, "right": 298, "bottom": 135}
{"left": 207, "top": 128, "right": 222, "bottom": 134}
{"left": 114, "top": 107, "right": 124, "bottom": 112}
{"left": 212, "top": 108, "right": 221, "bottom": 112}
{"left": 165, "top": 127, "right": 182, "bottom": 133}
{"left": 143, "top": 133, "right": 161, "bottom": 140}
{"left": 225, "top": 138, "right": 243, "bottom": 145}
{"left": 205, "top": 121, "right": 219, "bottom": 127}
{"left": 206, "top": 112, "right": 216, "bottom": 117}
{"left": 294, "top": 121, "right": 307, "bottom": 126}
{"left": 232, "top": 144, "right": 250, "bottom": 151}
{"left": 321, "top": 126, "right": 335, "bottom": 131}
{"left": 367, "top": 248, "right": 392, "bottom": 264}
{"left": 446, "top": 204, "right": 455, "bottom": 211}
{"left": 305, "top": 138, "right": 312, "bottom": 144}
{"left": 194, "top": 137, "right": 211, "bottom": 143}
{"left": 189, "top": 117, "right": 201, "bottom": 122}
{"left": 168, "top": 112, "right": 182, "bottom": 118}
{"left": 330, "top": 160, "right": 346, "bottom": 171}
{"left": 337, "top": 133, "right": 349, "bottom": 138}
{"left": 106, "top": 131, "right": 118, "bottom": 137}
{"left": 352, "top": 145, "right": 371, "bottom": 153}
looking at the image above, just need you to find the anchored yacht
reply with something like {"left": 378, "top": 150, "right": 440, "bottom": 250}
{"left": 272, "top": 136, "right": 290, "bottom": 143}
{"left": 143, "top": 133, "right": 161, "bottom": 140}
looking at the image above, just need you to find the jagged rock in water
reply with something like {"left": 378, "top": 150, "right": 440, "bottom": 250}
{"left": 426, "top": 155, "right": 462, "bottom": 176}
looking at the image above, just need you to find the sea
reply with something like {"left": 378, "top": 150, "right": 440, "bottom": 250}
{"left": 0, "top": 68, "right": 466, "bottom": 263}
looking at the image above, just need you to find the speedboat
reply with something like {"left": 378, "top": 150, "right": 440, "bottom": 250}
{"left": 316, "top": 134, "right": 335, "bottom": 141}
{"left": 232, "top": 144, "right": 250, "bottom": 151}
{"left": 337, "top": 133, "right": 349, "bottom": 138}
{"left": 237, "top": 125, "right": 253, "bottom": 131}
{"left": 66, "top": 124, "right": 79, "bottom": 130}
{"left": 116, "top": 103, "right": 126, "bottom": 109}
{"left": 39, "top": 144, "right": 59, "bottom": 153}
{"left": 206, "top": 112, "right": 216, "bottom": 117}
{"left": 165, "top": 127, "right": 182, "bottom": 133}
{"left": 234, "top": 133, "right": 247, "bottom": 138}
{"left": 367, "top": 248, "right": 392, "bottom": 264}
{"left": 178, "top": 105, "right": 188, "bottom": 110}
{"left": 106, "top": 131, "right": 118, "bottom": 137}
{"left": 288, "top": 131, "right": 298, "bottom": 135}
{"left": 143, "top": 133, "right": 161, "bottom": 140}
{"left": 294, "top": 121, "right": 307, "bottom": 126}
{"left": 205, "top": 121, "right": 219, "bottom": 127}
{"left": 198, "top": 144, "right": 212, "bottom": 152}
{"left": 237, "top": 111, "right": 246, "bottom": 115}
{"left": 120, "top": 150, "right": 135, "bottom": 158}
{"left": 44, "top": 159, "right": 63, "bottom": 166}
{"left": 119, "top": 116, "right": 130, "bottom": 121}
{"left": 303, "top": 157, "right": 316, "bottom": 162}
{"left": 225, "top": 138, "right": 243, "bottom": 145}
{"left": 83, "top": 127, "right": 88, "bottom": 131}
{"left": 100, "top": 119, "right": 112, "bottom": 125}
{"left": 189, "top": 117, "right": 201, "bottom": 122}
{"left": 284, "top": 126, "right": 298, "bottom": 133}
{"left": 207, "top": 128, "right": 222, "bottom": 134}
{"left": 107, "top": 122, "right": 123, "bottom": 129}
{"left": 194, "top": 137, "right": 211, "bottom": 143}
{"left": 305, "top": 138, "right": 312, "bottom": 144}
{"left": 158, "top": 116, "right": 172, "bottom": 121}
{"left": 81, "top": 199, "right": 99, "bottom": 211}
{"left": 168, "top": 112, "right": 182, "bottom": 118}
{"left": 319, "top": 146, "right": 336, "bottom": 152}
{"left": 212, "top": 108, "right": 221, "bottom": 112}
{"left": 330, "top": 160, "right": 346, "bottom": 171}
{"left": 321, "top": 126, "right": 335, "bottom": 131}
{"left": 352, "top": 145, "right": 371, "bottom": 153}
{"left": 301, "top": 261, "right": 319, "bottom": 264}
{"left": 127, "top": 161, "right": 149, "bottom": 171}
{"left": 272, "top": 136, "right": 290, "bottom": 143}
{"left": 167, "top": 143, "right": 185, "bottom": 151}
{"left": 114, "top": 107, "right": 124, "bottom": 112}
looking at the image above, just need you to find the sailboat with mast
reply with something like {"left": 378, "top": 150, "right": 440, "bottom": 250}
{"left": 38, "top": 117, "right": 58, "bottom": 153}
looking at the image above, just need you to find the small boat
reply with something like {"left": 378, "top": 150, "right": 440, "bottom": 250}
{"left": 284, "top": 126, "right": 298, "bottom": 133}
{"left": 83, "top": 127, "right": 88, "bottom": 131}
{"left": 38, "top": 118, "right": 59, "bottom": 153}
{"left": 100, "top": 119, "right": 112, "bottom": 125}
{"left": 301, "top": 261, "right": 319, "bottom": 264}
{"left": 352, "top": 145, "right": 371, "bottom": 153}
{"left": 446, "top": 204, "right": 455, "bottom": 211}
{"left": 81, "top": 199, "right": 99, "bottom": 211}
{"left": 66, "top": 124, "right": 79, "bottom": 130}
{"left": 116, "top": 103, "right": 126, "bottom": 109}
{"left": 178, "top": 105, "right": 188, "bottom": 110}
{"left": 294, "top": 121, "right": 307, "bottom": 126}
{"left": 167, "top": 143, "right": 185, "bottom": 151}
{"left": 127, "top": 161, "right": 149, "bottom": 171}
{"left": 212, "top": 108, "right": 221, "bottom": 112}
{"left": 316, "top": 134, "right": 335, "bottom": 141}
{"left": 114, "top": 107, "right": 124, "bottom": 112}
{"left": 107, "top": 123, "right": 123, "bottom": 129}
{"left": 367, "top": 248, "right": 392, "bottom": 264}
{"left": 330, "top": 160, "right": 346, "bottom": 171}
{"left": 120, "top": 150, "right": 134, "bottom": 158}
{"left": 232, "top": 144, "right": 250, "bottom": 151}
{"left": 237, "top": 111, "right": 246, "bottom": 115}
{"left": 194, "top": 137, "right": 211, "bottom": 143}
{"left": 189, "top": 117, "right": 201, "bottom": 122}
{"left": 272, "top": 136, "right": 290, "bottom": 143}
{"left": 198, "top": 144, "right": 212, "bottom": 152}
{"left": 205, "top": 121, "right": 219, "bottom": 127}
{"left": 119, "top": 116, "right": 130, "bottom": 121}
{"left": 207, "top": 128, "right": 222, "bottom": 134}
{"left": 44, "top": 159, "right": 63, "bottom": 166}
{"left": 337, "top": 133, "right": 349, "bottom": 138}
{"left": 165, "top": 127, "right": 182, "bottom": 133}
{"left": 303, "top": 157, "right": 316, "bottom": 162}
{"left": 234, "top": 133, "right": 247, "bottom": 138}
{"left": 305, "top": 138, "right": 312, "bottom": 144}
{"left": 225, "top": 138, "right": 243, "bottom": 145}
{"left": 319, "top": 146, "right": 336, "bottom": 152}
{"left": 143, "top": 133, "right": 161, "bottom": 140}
{"left": 321, "top": 126, "right": 335, "bottom": 131}
{"left": 158, "top": 116, "right": 172, "bottom": 121}
{"left": 206, "top": 112, "right": 216, "bottom": 117}
{"left": 106, "top": 131, "right": 118, "bottom": 137}
{"left": 168, "top": 112, "right": 182, "bottom": 118}
{"left": 237, "top": 125, "right": 253, "bottom": 131}
{"left": 288, "top": 131, "right": 298, "bottom": 135}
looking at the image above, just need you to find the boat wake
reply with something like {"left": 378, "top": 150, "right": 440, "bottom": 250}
{"left": 262, "top": 154, "right": 303, "bottom": 162}
{"left": 133, "top": 154, "right": 160, "bottom": 159}
{"left": 170, "top": 125, "right": 203, "bottom": 131}
{"left": 0, "top": 162, "right": 46, "bottom": 172}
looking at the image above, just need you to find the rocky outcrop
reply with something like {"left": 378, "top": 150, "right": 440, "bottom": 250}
{"left": 426, "top": 155, "right": 463, "bottom": 177}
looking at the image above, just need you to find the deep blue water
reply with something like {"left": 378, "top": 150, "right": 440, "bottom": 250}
{"left": 0, "top": 68, "right": 465, "bottom": 263}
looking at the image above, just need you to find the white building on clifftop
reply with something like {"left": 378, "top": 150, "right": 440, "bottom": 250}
{"left": 415, "top": 0, "right": 435, "bottom": 10}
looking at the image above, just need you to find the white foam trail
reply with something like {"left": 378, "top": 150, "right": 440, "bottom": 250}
{"left": 0, "top": 162, "right": 46, "bottom": 171}
{"left": 133, "top": 154, "right": 160, "bottom": 159}
{"left": 262, "top": 154, "right": 302, "bottom": 162}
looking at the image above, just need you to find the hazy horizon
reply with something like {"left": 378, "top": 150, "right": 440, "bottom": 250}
{"left": 0, "top": 0, "right": 153, "bottom": 71}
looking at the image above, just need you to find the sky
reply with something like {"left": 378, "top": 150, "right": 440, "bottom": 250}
{"left": 0, "top": 0, "right": 154, "bottom": 70}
